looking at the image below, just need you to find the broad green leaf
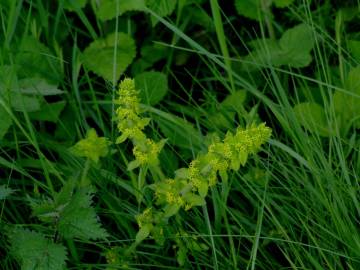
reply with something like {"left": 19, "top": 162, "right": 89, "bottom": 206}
{"left": 234, "top": 0, "right": 261, "bottom": 21}
{"left": 0, "top": 105, "right": 12, "bottom": 139}
{"left": 348, "top": 40, "right": 360, "bottom": 62}
{"left": 279, "top": 23, "right": 315, "bottom": 67}
{"left": 293, "top": 102, "right": 331, "bottom": 136}
{"left": 273, "top": 0, "right": 294, "bottom": 8}
{"left": 0, "top": 185, "right": 14, "bottom": 200}
{"left": 15, "top": 36, "right": 62, "bottom": 83}
{"left": 28, "top": 101, "right": 66, "bottom": 122}
{"left": 63, "top": 0, "right": 87, "bottom": 11}
{"left": 146, "top": 0, "right": 177, "bottom": 26}
{"left": 82, "top": 32, "right": 136, "bottom": 81}
{"left": 334, "top": 67, "right": 360, "bottom": 128}
{"left": 18, "top": 78, "right": 64, "bottom": 96}
{"left": 244, "top": 24, "right": 315, "bottom": 69}
{"left": 135, "top": 71, "right": 168, "bottom": 105}
{"left": 9, "top": 92, "right": 41, "bottom": 112}
{"left": 95, "top": 0, "right": 146, "bottom": 21}
{"left": 9, "top": 228, "right": 67, "bottom": 270}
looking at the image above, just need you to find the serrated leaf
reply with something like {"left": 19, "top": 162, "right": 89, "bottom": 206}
{"left": 28, "top": 101, "right": 66, "bottom": 122}
{"left": 9, "top": 228, "right": 67, "bottom": 270}
{"left": 146, "top": 0, "right": 177, "bottom": 26}
{"left": 0, "top": 185, "right": 14, "bottom": 200}
{"left": 0, "top": 105, "right": 12, "bottom": 139}
{"left": 95, "top": 0, "right": 146, "bottom": 21}
{"left": 15, "top": 36, "right": 62, "bottom": 84}
{"left": 58, "top": 188, "right": 108, "bottom": 240}
{"left": 82, "top": 32, "right": 136, "bottom": 81}
{"left": 234, "top": 0, "right": 261, "bottom": 21}
{"left": 293, "top": 102, "right": 331, "bottom": 136}
{"left": 135, "top": 71, "right": 168, "bottom": 105}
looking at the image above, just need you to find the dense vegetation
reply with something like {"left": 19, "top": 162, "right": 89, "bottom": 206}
{"left": 1, "top": 0, "right": 360, "bottom": 269}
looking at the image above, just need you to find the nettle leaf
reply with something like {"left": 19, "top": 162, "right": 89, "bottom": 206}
{"left": 95, "top": 0, "right": 146, "bottom": 21}
{"left": 15, "top": 36, "right": 62, "bottom": 84}
{"left": 28, "top": 101, "right": 66, "bottom": 122}
{"left": 82, "top": 32, "right": 136, "bottom": 81}
{"left": 279, "top": 23, "right": 315, "bottom": 67}
{"left": 0, "top": 105, "right": 12, "bottom": 139}
{"left": 293, "top": 102, "right": 331, "bottom": 137}
{"left": 62, "top": 0, "right": 87, "bottom": 11}
{"left": 135, "top": 71, "right": 168, "bottom": 105}
{"left": 146, "top": 0, "right": 177, "bottom": 26}
{"left": 9, "top": 228, "right": 67, "bottom": 270}
{"left": 234, "top": 0, "right": 261, "bottom": 20}
{"left": 58, "top": 188, "right": 108, "bottom": 240}
{"left": 0, "top": 185, "right": 14, "bottom": 200}
{"left": 273, "top": 0, "right": 295, "bottom": 8}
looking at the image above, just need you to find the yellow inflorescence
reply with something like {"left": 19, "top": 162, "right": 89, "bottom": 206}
{"left": 115, "top": 78, "right": 164, "bottom": 168}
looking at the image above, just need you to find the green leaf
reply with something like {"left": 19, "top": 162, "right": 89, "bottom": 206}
{"left": 9, "top": 228, "right": 67, "bottom": 270}
{"left": 135, "top": 223, "right": 153, "bottom": 243}
{"left": 0, "top": 105, "right": 12, "bottom": 139}
{"left": 293, "top": 102, "right": 331, "bottom": 136}
{"left": 163, "top": 204, "right": 180, "bottom": 218}
{"left": 273, "top": 0, "right": 294, "bottom": 8}
{"left": 334, "top": 66, "right": 360, "bottom": 128}
{"left": 279, "top": 23, "right": 315, "bottom": 67}
{"left": 28, "top": 101, "right": 66, "bottom": 122}
{"left": 135, "top": 71, "right": 168, "bottom": 105}
{"left": 82, "top": 32, "right": 136, "bottom": 81}
{"left": 9, "top": 92, "right": 41, "bottom": 112}
{"left": 152, "top": 111, "right": 203, "bottom": 151}
{"left": 15, "top": 36, "right": 62, "bottom": 83}
{"left": 183, "top": 193, "right": 206, "bottom": 208}
{"left": 58, "top": 188, "right": 108, "bottom": 240}
{"left": 95, "top": 0, "right": 146, "bottom": 21}
{"left": 234, "top": 0, "right": 261, "bottom": 21}
{"left": 70, "top": 129, "right": 110, "bottom": 163}
{"left": 63, "top": 0, "right": 87, "bottom": 11}
{"left": 0, "top": 185, "right": 14, "bottom": 200}
{"left": 146, "top": 0, "right": 177, "bottom": 26}
{"left": 348, "top": 40, "right": 360, "bottom": 62}
{"left": 18, "top": 78, "right": 64, "bottom": 96}
{"left": 197, "top": 181, "right": 209, "bottom": 198}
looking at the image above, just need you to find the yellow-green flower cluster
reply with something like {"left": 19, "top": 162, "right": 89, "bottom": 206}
{"left": 115, "top": 78, "right": 165, "bottom": 169}
{"left": 151, "top": 123, "right": 271, "bottom": 215}
{"left": 115, "top": 78, "right": 148, "bottom": 144}
{"left": 70, "top": 129, "right": 110, "bottom": 163}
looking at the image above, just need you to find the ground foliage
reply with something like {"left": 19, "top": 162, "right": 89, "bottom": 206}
{"left": 1, "top": 0, "right": 360, "bottom": 269}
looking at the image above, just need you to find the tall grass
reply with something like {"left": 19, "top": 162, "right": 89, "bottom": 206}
{"left": 1, "top": 0, "right": 359, "bottom": 269}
